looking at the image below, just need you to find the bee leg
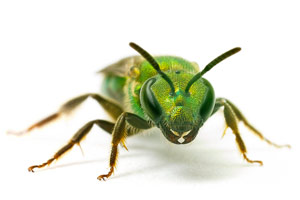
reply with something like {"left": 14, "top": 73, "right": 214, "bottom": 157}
{"left": 7, "top": 113, "right": 61, "bottom": 136}
{"left": 211, "top": 100, "right": 223, "bottom": 116}
{"left": 216, "top": 98, "right": 263, "bottom": 165}
{"left": 28, "top": 119, "right": 115, "bottom": 172}
{"left": 97, "top": 112, "right": 152, "bottom": 181}
{"left": 9, "top": 93, "right": 123, "bottom": 136}
{"left": 218, "top": 98, "right": 290, "bottom": 148}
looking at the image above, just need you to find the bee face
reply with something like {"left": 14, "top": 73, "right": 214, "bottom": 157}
{"left": 140, "top": 74, "right": 215, "bottom": 144}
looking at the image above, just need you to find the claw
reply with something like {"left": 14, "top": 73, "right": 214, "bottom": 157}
{"left": 97, "top": 175, "right": 108, "bottom": 181}
{"left": 97, "top": 173, "right": 112, "bottom": 181}
{"left": 243, "top": 154, "right": 263, "bottom": 166}
{"left": 27, "top": 158, "right": 55, "bottom": 173}
{"left": 97, "top": 167, "right": 114, "bottom": 181}
{"left": 28, "top": 166, "right": 37, "bottom": 172}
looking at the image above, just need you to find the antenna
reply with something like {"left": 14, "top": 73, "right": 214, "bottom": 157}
{"left": 129, "top": 42, "right": 175, "bottom": 95}
{"left": 185, "top": 47, "right": 241, "bottom": 93}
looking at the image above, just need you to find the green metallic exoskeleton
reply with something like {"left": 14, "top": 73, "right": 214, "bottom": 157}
{"left": 12, "top": 43, "right": 290, "bottom": 180}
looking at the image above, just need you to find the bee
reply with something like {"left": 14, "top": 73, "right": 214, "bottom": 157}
{"left": 11, "top": 43, "right": 290, "bottom": 180}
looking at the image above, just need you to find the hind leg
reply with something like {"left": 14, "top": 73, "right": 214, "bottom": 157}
{"left": 217, "top": 98, "right": 290, "bottom": 148}
{"left": 9, "top": 93, "right": 123, "bottom": 135}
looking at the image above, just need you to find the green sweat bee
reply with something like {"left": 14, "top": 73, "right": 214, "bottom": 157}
{"left": 11, "top": 43, "right": 290, "bottom": 180}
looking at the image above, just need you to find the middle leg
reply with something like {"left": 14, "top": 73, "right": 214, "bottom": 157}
{"left": 28, "top": 119, "right": 115, "bottom": 172}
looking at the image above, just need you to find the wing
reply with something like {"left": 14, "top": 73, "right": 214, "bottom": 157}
{"left": 99, "top": 56, "right": 144, "bottom": 77}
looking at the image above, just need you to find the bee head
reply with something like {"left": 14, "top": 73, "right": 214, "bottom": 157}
{"left": 130, "top": 42, "right": 241, "bottom": 144}
{"left": 140, "top": 74, "right": 215, "bottom": 144}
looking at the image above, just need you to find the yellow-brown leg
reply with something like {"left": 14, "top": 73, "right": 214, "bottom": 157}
{"left": 28, "top": 112, "right": 152, "bottom": 180}
{"left": 225, "top": 99, "right": 290, "bottom": 148}
{"left": 97, "top": 112, "right": 128, "bottom": 181}
{"left": 220, "top": 98, "right": 263, "bottom": 165}
{"left": 28, "top": 119, "right": 115, "bottom": 172}
{"left": 96, "top": 112, "right": 153, "bottom": 180}
{"left": 9, "top": 93, "right": 123, "bottom": 136}
{"left": 234, "top": 131, "right": 263, "bottom": 165}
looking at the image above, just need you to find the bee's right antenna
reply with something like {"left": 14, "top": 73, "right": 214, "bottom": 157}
{"left": 185, "top": 47, "right": 241, "bottom": 93}
{"left": 129, "top": 42, "right": 175, "bottom": 95}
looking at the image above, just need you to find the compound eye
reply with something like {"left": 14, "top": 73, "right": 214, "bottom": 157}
{"left": 140, "top": 78, "right": 162, "bottom": 123}
{"left": 199, "top": 80, "right": 215, "bottom": 122}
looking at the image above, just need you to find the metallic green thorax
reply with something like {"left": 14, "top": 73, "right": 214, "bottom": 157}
{"left": 102, "top": 56, "right": 215, "bottom": 135}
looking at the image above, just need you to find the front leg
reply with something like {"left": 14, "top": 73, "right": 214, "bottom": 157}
{"left": 97, "top": 112, "right": 152, "bottom": 181}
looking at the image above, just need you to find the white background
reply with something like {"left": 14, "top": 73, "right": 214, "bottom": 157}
{"left": 0, "top": 0, "right": 299, "bottom": 199}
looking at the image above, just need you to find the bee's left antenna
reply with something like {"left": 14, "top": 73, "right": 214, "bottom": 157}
{"left": 185, "top": 47, "right": 241, "bottom": 93}
{"left": 129, "top": 42, "right": 175, "bottom": 95}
